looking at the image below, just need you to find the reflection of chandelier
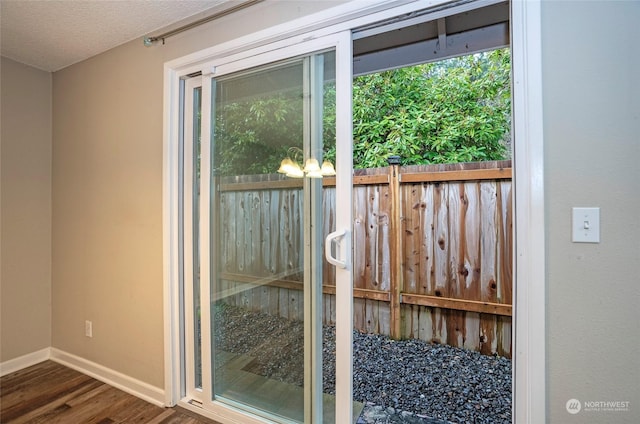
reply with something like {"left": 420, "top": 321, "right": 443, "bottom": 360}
{"left": 277, "top": 147, "right": 336, "bottom": 178}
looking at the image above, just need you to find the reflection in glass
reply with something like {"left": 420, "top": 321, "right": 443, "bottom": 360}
{"left": 193, "top": 87, "right": 202, "bottom": 390}
{"left": 211, "top": 51, "right": 336, "bottom": 422}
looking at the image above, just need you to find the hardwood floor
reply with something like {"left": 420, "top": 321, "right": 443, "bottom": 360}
{"left": 0, "top": 361, "right": 221, "bottom": 424}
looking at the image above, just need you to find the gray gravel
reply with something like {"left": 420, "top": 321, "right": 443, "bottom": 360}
{"left": 214, "top": 304, "right": 511, "bottom": 424}
{"left": 324, "top": 327, "right": 512, "bottom": 424}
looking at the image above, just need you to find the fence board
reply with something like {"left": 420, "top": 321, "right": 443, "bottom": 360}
{"left": 448, "top": 183, "right": 462, "bottom": 300}
{"left": 462, "top": 183, "right": 482, "bottom": 352}
{"left": 279, "top": 192, "right": 288, "bottom": 275}
{"left": 224, "top": 192, "right": 236, "bottom": 273}
{"left": 379, "top": 301, "right": 390, "bottom": 336}
{"left": 323, "top": 187, "right": 336, "bottom": 285}
{"left": 237, "top": 192, "right": 246, "bottom": 273}
{"left": 379, "top": 184, "right": 392, "bottom": 292}
{"left": 269, "top": 190, "right": 279, "bottom": 274}
{"left": 354, "top": 297, "right": 366, "bottom": 332}
{"left": 498, "top": 315, "right": 511, "bottom": 357}
{"left": 368, "top": 185, "right": 381, "bottom": 290}
{"left": 260, "top": 191, "right": 270, "bottom": 274}
{"left": 388, "top": 164, "right": 402, "bottom": 339}
{"left": 401, "top": 293, "right": 511, "bottom": 316}
{"left": 480, "top": 182, "right": 498, "bottom": 304}
{"left": 253, "top": 193, "right": 264, "bottom": 274}
{"left": 446, "top": 184, "right": 463, "bottom": 349}
{"left": 402, "top": 305, "right": 415, "bottom": 339}
{"left": 434, "top": 307, "right": 447, "bottom": 344}
{"left": 294, "top": 191, "right": 303, "bottom": 276}
{"left": 403, "top": 185, "right": 420, "bottom": 295}
{"left": 464, "top": 312, "right": 481, "bottom": 352}
{"left": 400, "top": 167, "right": 512, "bottom": 183}
{"left": 479, "top": 182, "right": 498, "bottom": 355}
{"left": 269, "top": 286, "right": 280, "bottom": 316}
{"left": 290, "top": 289, "right": 302, "bottom": 321}
{"left": 279, "top": 288, "right": 289, "bottom": 320}
{"left": 323, "top": 293, "right": 335, "bottom": 326}
{"left": 433, "top": 183, "right": 449, "bottom": 299}
{"left": 364, "top": 299, "right": 378, "bottom": 333}
{"left": 421, "top": 184, "right": 435, "bottom": 296}
{"left": 418, "top": 306, "right": 433, "bottom": 342}
{"left": 499, "top": 182, "right": 513, "bottom": 304}
{"left": 330, "top": 293, "right": 336, "bottom": 324}
{"left": 353, "top": 186, "right": 368, "bottom": 290}
{"left": 252, "top": 282, "right": 262, "bottom": 313}
{"left": 463, "top": 182, "right": 481, "bottom": 298}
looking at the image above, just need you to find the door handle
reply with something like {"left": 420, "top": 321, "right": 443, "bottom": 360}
{"left": 325, "top": 229, "right": 350, "bottom": 269}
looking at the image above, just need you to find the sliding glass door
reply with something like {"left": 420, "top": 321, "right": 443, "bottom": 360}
{"left": 183, "top": 32, "right": 353, "bottom": 423}
{"left": 211, "top": 52, "right": 330, "bottom": 423}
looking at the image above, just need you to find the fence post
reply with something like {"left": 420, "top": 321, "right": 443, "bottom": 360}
{"left": 387, "top": 156, "right": 402, "bottom": 339}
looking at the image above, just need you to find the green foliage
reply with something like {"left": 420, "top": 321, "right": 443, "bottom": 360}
{"left": 214, "top": 48, "right": 511, "bottom": 174}
{"left": 352, "top": 48, "right": 511, "bottom": 168}
{"left": 215, "top": 92, "right": 304, "bottom": 176}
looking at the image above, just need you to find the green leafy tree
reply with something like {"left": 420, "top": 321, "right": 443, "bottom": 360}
{"left": 351, "top": 48, "right": 511, "bottom": 168}
{"left": 215, "top": 94, "right": 303, "bottom": 176}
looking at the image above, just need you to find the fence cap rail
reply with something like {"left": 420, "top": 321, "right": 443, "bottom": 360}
{"left": 219, "top": 162, "right": 512, "bottom": 191}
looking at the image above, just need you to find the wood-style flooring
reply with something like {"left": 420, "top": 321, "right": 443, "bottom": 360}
{"left": 0, "top": 361, "right": 221, "bottom": 424}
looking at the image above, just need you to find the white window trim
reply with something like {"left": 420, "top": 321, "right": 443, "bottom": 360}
{"left": 163, "top": 0, "right": 546, "bottom": 422}
{"left": 511, "top": 1, "right": 546, "bottom": 423}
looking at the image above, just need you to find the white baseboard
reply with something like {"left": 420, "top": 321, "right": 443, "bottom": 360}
{"left": 0, "top": 348, "right": 51, "bottom": 377}
{"left": 49, "top": 348, "right": 165, "bottom": 407}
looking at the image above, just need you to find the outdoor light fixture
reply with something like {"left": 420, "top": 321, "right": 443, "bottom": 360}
{"left": 277, "top": 147, "right": 336, "bottom": 178}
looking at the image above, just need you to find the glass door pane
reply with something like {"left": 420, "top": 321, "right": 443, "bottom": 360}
{"left": 210, "top": 51, "right": 336, "bottom": 423}
{"left": 183, "top": 77, "right": 203, "bottom": 398}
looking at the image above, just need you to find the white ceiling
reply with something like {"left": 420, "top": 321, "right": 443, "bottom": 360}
{"left": 0, "top": 0, "right": 231, "bottom": 72}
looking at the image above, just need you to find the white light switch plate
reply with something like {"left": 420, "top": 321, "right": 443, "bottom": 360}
{"left": 572, "top": 207, "right": 600, "bottom": 243}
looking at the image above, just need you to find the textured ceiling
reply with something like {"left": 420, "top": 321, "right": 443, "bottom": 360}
{"left": 0, "top": 0, "right": 228, "bottom": 72}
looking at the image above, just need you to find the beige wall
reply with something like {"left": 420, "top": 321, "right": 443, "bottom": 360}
{"left": 0, "top": 57, "right": 52, "bottom": 362}
{"left": 52, "top": 0, "right": 342, "bottom": 389}
{"left": 542, "top": 1, "right": 640, "bottom": 423}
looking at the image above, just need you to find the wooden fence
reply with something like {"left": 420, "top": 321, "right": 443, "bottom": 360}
{"left": 216, "top": 160, "right": 512, "bottom": 357}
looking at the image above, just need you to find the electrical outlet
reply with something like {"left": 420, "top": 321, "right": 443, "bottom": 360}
{"left": 85, "top": 320, "right": 93, "bottom": 338}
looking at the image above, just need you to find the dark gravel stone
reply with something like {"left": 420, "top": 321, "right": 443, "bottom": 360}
{"left": 215, "top": 305, "right": 512, "bottom": 424}
{"left": 324, "top": 327, "right": 512, "bottom": 424}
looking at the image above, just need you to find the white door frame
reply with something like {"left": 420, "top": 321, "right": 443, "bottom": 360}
{"left": 510, "top": 1, "right": 545, "bottom": 423}
{"left": 203, "top": 34, "right": 354, "bottom": 423}
{"left": 182, "top": 76, "right": 203, "bottom": 402}
{"left": 163, "top": 1, "right": 546, "bottom": 422}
